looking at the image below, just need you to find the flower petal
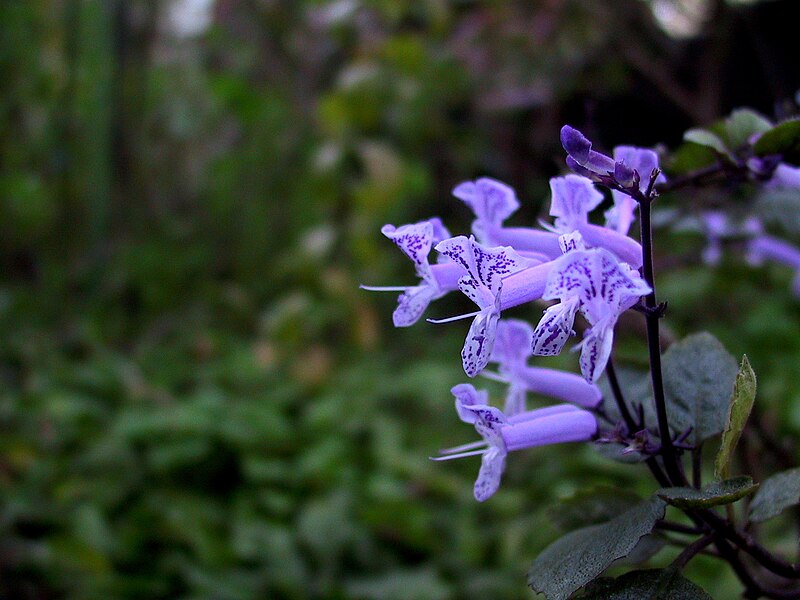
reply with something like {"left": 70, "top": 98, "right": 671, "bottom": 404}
{"left": 452, "top": 383, "right": 491, "bottom": 423}
{"left": 382, "top": 221, "right": 434, "bottom": 268}
{"left": 491, "top": 319, "right": 534, "bottom": 368}
{"left": 531, "top": 297, "right": 579, "bottom": 356}
{"left": 453, "top": 177, "right": 520, "bottom": 228}
{"left": 474, "top": 446, "right": 506, "bottom": 502}
{"left": 392, "top": 284, "right": 438, "bottom": 327}
{"left": 549, "top": 175, "right": 604, "bottom": 231}
{"left": 578, "top": 320, "right": 615, "bottom": 383}
{"left": 461, "top": 309, "right": 500, "bottom": 377}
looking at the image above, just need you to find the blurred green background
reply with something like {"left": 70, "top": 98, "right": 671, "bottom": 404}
{"left": 2, "top": 1, "right": 800, "bottom": 598}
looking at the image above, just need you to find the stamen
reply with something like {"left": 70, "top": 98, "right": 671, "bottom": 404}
{"left": 359, "top": 285, "right": 411, "bottom": 292}
{"left": 479, "top": 370, "right": 510, "bottom": 384}
{"left": 429, "top": 448, "right": 488, "bottom": 461}
{"left": 439, "top": 440, "right": 488, "bottom": 454}
{"left": 426, "top": 311, "right": 481, "bottom": 324}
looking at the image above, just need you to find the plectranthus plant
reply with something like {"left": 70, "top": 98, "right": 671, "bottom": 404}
{"left": 364, "top": 107, "right": 800, "bottom": 599}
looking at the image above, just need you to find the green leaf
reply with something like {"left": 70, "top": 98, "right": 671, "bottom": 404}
{"left": 715, "top": 356, "right": 757, "bottom": 479}
{"left": 548, "top": 486, "right": 643, "bottom": 532}
{"left": 683, "top": 129, "right": 729, "bottom": 156}
{"left": 527, "top": 497, "right": 667, "bottom": 600}
{"left": 657, "top": 476, "right": 758, "bottom": 510}
{"left": 724, "top": 108, "right": 773, "bottom": 150}
{"left": 749, "top": 467, "right": 800, "bottom": 523}
{"left": 580, "top": 568, "right": 712, "bottom": 600}
{"left": 753, "top": 119, "right": 800, "bottom": 165}
{"left": 662, "top": 332, "right": 739, "bottom": 444}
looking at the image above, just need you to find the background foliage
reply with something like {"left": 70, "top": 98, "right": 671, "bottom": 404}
{"left": 1, "top": 1, "right": 800, "bottom": 598}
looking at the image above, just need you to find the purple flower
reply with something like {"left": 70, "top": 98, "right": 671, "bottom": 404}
{"left": 747, "top": 234, "right": 800, "bottom": 297}
{"left": 486, "top": 319, "right": 603, "bottom": 414}
{"left": 433, "top": 384, "right": 597, "bottom": 501}
{"left": 606, "top": 147, "right": 666, "bottom": 235}
{"left": 361, "top": 219, "right": 464, "bottom": 326}
{"left": 452, "top": 178, "right": 520, "bottom": 242}
{"left": 547, "top": 175, "right": 644, "bottom": 268}
{"left": 531, "top": 247, "right": 651, "bottom": 382}
{"left": 764, "top": 163, "right": 800, "bottom": 190}
{"left": 434, "top": 235, "right": 526, "bottom": 377}
{"left": 561, "top": 126, "right": 664, "bottom": 213}
{"left": 454, "top": 177, "right": 563, "bottom": 259}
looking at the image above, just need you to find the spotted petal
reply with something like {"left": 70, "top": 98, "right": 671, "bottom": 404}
{"left": 577, "top": 319, "right": 615, "bottom": 383}
{"left": 452, "top": 383, "right": 490, "bottom": 423}
{"left": 531, "top": 297, "right": 580, "bottom": 356}
{"left": 382, "top": 221, "right": 435, "bottom": 282}
{"left": 437, "top": 236, "right": 525, "bottom": 299}
{"left": 461, "top": 309, "right": 500, "bottom": 377}
{"left": 474, "top": 446, "right": 506, "bottom": 502}
{"left": 392, "top": 284, "right": 439, "bottom": 327}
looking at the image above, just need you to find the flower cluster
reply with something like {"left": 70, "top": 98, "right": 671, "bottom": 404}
{"left": 363, "top": 126, "right": 667, "bottom": 500}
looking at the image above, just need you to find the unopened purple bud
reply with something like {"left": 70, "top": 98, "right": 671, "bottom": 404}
{"left": 561, "top": 125, "right": 592, "bottom": 165}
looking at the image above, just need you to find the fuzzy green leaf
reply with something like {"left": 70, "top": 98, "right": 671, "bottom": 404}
{"left": 657, "top": 477, "right": 758, "bottom": 510}
{"left": 548, "top": 486, "right": 643, "bottom": 532}
{"left": 662, "top": 332, "right": 739, "bottom": 444}
{"left": 749, "top": 467, "right": 800, "bottom": 523}
{"left": 528, "top": 497, "right": 666, "bottom": 600}
{"left": 715, "top": 356, "right": 757, "bottom": 479}
{"left": 580, "top": 568, "right": 712, "bottom": 600}
{"left": 724, "top": 109, "right": 773, "bottom": 150}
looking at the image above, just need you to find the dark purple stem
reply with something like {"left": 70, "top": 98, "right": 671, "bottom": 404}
{"left": 636, "top": 169, "right": 686, "bottom": 487}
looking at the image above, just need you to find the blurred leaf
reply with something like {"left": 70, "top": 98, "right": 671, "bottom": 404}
{"left": 683, "top": 129, "right": 728, "bottom": 156}
{"left": 749, "top": 467, "right": 800, "bottom": 523}
{"left": 753, "top": 119, "right": 800, "bottom": 165}
{"left": 715, "top": 356, "right": 757, "bottom": 480}
{"left": 527, "top": 497, "right": 666, "bottom": 600}
{"left": 657, "top": 477, "right": 758, "bottom": 510}
{"left": 755, "top": 188, "right": 800, "bottom": 235}
{"left": 580, "top": 568, "right": 712, "bottom": 599}
{"left": 345, "top": 567, "right": 450, "bottom": 600}
{"left": 724, "top": 109, "right": 773, "bottom": 150}
{"left": 662, "top": 332, "right": 739, "bottom": 444}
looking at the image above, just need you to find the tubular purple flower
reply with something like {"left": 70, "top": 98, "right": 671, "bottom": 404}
{"left": 453, "top": 177, "right": 563, "bottom": 258}
{"left": 484, "top": 227, "right": 563, "bottom": 259}
{"left": 435, "top": 384, "right": 597, "bottom": 501}
{"left": 576, "top": 223, "right": 643, "bottom": 269}
{"left": 765, "top": 163, "right": 800, "bottom": 190}
{"left": 487, "top": 319, "right": 602, "bottom": 413}
{"left": 747, "top": 234, "right": 800, "bottom": 296}
{"left": 361, "top": 219, "right": 464, "bottom": 326}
